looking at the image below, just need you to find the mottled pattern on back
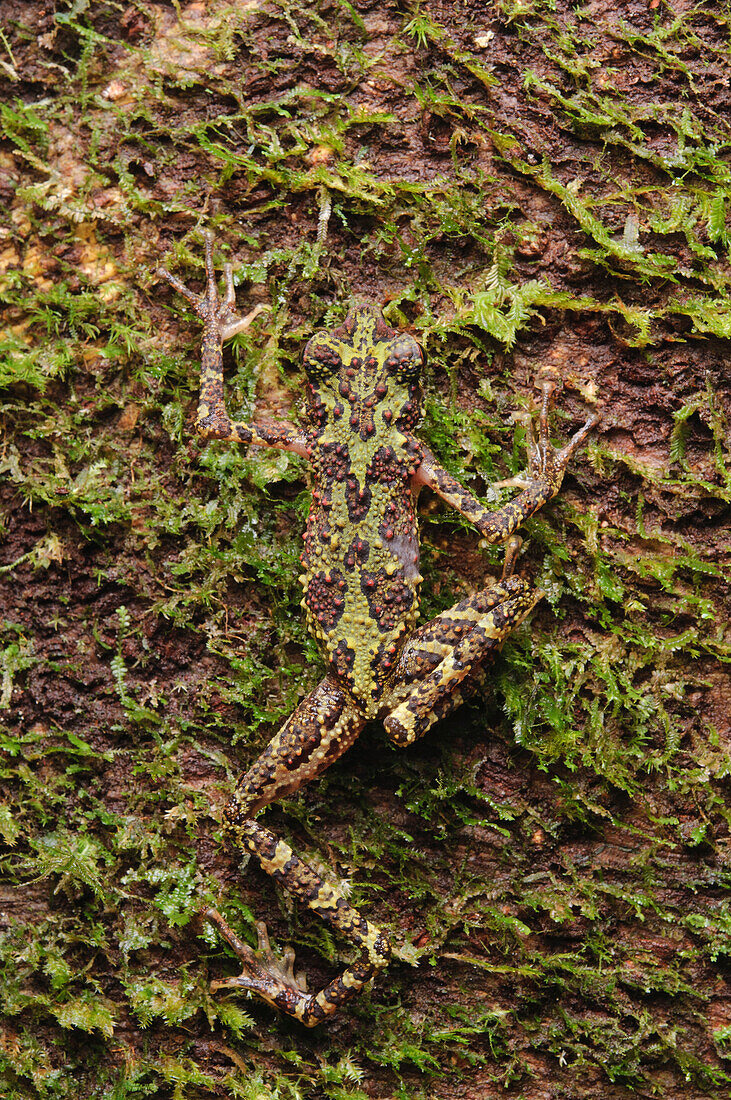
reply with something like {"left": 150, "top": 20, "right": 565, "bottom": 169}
{"left": 299, "top": 302, "right": 425, "bottom": 716}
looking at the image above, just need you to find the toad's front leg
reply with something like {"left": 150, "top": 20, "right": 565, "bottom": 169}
{"left": 159, "top": 232, "right": 307, "bottom": 455}
{"left": 207, "top": 674, "right": 391, "bottom": 1027}
{"left": 415, "top": 378, "right": 599, "bottom": 544}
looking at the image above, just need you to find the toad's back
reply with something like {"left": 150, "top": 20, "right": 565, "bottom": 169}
{"left": 298, "top": 302, "right": 426, "bottom": 717}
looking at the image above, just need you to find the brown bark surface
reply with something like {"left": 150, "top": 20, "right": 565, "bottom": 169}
{"left": 1, "top": 2, "right": 729, "bottom": 1097}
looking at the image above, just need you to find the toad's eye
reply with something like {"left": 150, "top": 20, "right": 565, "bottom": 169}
{"left": 384, "top": 334, "right": 425, "bottom": 382}
{"left": 303, "top": 334, "right": 342, "bottom": 380}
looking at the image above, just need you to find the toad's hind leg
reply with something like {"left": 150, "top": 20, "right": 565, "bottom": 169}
{"left": 383, "top": 554, "right": 541, "bottom": 747}
{"left": 208, "top": 821, "right": 391, "bottom": 1026}
{"left": 208, "top": 675, "right": 390, "bottom": 1027}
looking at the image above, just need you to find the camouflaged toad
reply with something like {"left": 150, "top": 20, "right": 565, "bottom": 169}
{"left": 160, "top": 234, "right": 598, "bottom": 1026}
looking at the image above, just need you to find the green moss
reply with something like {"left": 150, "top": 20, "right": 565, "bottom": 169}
{"left": 1, "top": 1, "right": 730, "bottom": 1097}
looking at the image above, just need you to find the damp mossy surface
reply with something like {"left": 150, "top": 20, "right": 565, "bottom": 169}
{"left": 1, "top": 2, "right": 730, "bottom": 1098}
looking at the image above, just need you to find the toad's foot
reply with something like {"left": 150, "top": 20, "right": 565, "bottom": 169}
{"left": 158, "top": 231, "right": 267, "bottom": 342}
{"left": 204, "top": 909, "right": 308, "bottom": 1001}
{"left": 527, "top": 378, "right": 600, "bottom": 486}
{"left": 158, "top": 234, "right": 267, "bottom": 345}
